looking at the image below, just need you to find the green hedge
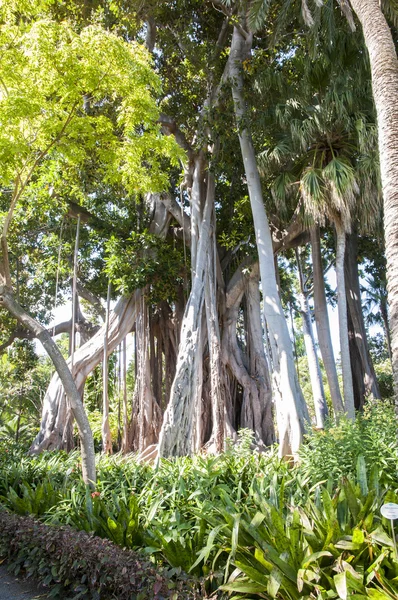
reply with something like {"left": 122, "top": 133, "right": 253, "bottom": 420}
{"left": 0, "top": 510, "right": 202, "bottom": 599}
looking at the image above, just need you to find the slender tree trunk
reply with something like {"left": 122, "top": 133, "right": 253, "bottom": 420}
{"left": 229, "top": 24, "right": 308, "bottom": 458}
{"left": 121, "top": 337, "right": 129, "bottom": 454}
{"left": 348, "top": 0, "right": 398, "bottom": 405}
{"left": 296, "top": 248, "right": 328, "bottom": 428}
{"left": 335, "top": 228, "right": 355, "bottom": 419}
{"left": 344, "top": 231, "right": 381, "bottom": 400}
{"left": 102, "top": 281, "right": 113, "bottom": 454}
{"left": 310, "top": 225, "right": 344, "bottom": 414}
{"left": 0, "top": 286, "right": 96, "bottom": 487}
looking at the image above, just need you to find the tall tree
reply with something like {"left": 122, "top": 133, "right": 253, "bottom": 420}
{"left": 346, "top": 0, "right": 398, "bottom": 404}
{"left": 0, "top": 4, "right": 181, "bottom": 478}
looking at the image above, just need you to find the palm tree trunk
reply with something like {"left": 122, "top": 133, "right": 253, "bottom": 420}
{"left": 102, "top": 280, "right": 113, "bottom": 454}
{"left": 296, "top": 248, "right": 328, "bottom": 428}
{"left": 310, "top": 226, "right": 344, "bottom": 414}
{"left": 344, "top": 231, "right": 381, "bottom": 400}
{"left": 229, "top": 24, "right": 308, "bottom": 458}
{"left": 348, "top": 0, "right": 398, "bottom": 404}
{"left": 335, "top": 228, "right": 355, "bottom": 418}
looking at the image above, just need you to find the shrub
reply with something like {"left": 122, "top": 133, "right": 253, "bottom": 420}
{"left": 0, "top": 509, "right": 203, "bottom": 600}
{"left": 299, "top": 402, "right": 398, "bottom": 484}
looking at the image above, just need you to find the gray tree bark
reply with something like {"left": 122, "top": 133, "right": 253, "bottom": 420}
{"left": 310, "top": 226, "right": 344, "bottom": 414}
{"left": 0, "top": 286, "right": 96, "bottom": 487}
{"left": 296, "top": 248, "right": 328, "bottom": 428}
{"left": 229, "top": 23, "right": 308, "bottom": 458}
{"left": 335, "top": 226, "right": 355, "bottom": 418}
{"left": 344, "top": 231, "right": 381, "bottom": 401}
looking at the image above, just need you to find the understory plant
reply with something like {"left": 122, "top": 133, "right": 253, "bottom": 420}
{"left": 0, "top": 416, "right": 397, "bottom": 599}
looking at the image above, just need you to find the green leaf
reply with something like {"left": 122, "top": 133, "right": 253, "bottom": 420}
{"left": 334, "top": 571, "right": 347, "bottom": 600}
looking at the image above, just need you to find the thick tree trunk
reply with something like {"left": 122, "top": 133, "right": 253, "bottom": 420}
{"left": 204, "top": 245, "right": 227, "bottom": 453}
{"left": 221, "top": 261, "right": 274, "bottom": 445}
{"left": 130, "top": 298, "right": 162, "bottom": 452}
{"left": 157, "top": 160, "right": 214, "bottom": 457}
{"left": 245, "top": 276, "right": 275, "bottom": 445}
{"left": 310, "top": 226, "right": 344, "bottom": 414}
{"left": 0, "top": 286, "right": 96, "bottom": 487}
{"left": 335, "top": 227, "right": 355, "bottom": 419}
{"left": 229, "top": 25, "right": 308, "bottom": 458}
{"left": 344, "top": 231, "right": 381, "bottom": 400}
{"left": 349, "top": 0, "right": 398, "bottom": 404}
{"left": 348, "top": 308, "right": 366, "bottom": 410}
{"left": 296, "top": 249, "right": 328, "bottom": 428}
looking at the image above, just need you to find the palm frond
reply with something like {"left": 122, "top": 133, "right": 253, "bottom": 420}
{"left": 247, "top": 0, "right": 273, "bottom": 33}
{"left": 337, "top": 0, "right": 356, "bottom": 31}
{"left": 381, "top": 0, "right": 398, "bottom": 29}
{"left": 302, "top": 0, "right": 315, "bottom": 26}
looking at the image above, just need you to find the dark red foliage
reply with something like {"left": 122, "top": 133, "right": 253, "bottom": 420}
{"left": 0, "top": 510, "right": 202, "bottom": 599}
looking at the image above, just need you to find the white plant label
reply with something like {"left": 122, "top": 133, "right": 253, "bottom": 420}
{"left": 381, "top": 503, "right": 398, "bottom": 520}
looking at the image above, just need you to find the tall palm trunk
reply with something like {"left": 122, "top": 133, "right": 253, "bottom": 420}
{"left": 102, "top": 281, "right": 113, "bottom": 454}
{"left": 296, "top": 248, "right": 328, "bottom": 428}
{"left": 310, "top": 226, "right": 344, "bottom": 414}
{"left": 335, "top": 227, "right": 355, "bottom": 418}
{"left": 349, "top": 0, "right": 398, "bottom": 403}
{"left": 344, "top": 231, "right": 380, "bottom": 401}
{"left": 229, "top": 24, "right": 308, "bottom": 458}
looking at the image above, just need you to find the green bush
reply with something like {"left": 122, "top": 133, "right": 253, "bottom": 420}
{"left": 299, "top": 402, "right": 398, "bottom": 485}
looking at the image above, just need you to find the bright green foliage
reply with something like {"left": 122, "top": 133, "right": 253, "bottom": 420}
{"left": 0, "top": 12, "right": 182, "bottom": 198}
{"left": 299, "top": 403, "right": 398, "bottom": 485}
{"left": 0, "top": 341, "right": 52, "bottom": 444}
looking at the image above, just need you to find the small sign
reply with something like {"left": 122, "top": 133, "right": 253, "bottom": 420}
{"left": 381, "top": 503, "right": 398, "bottom": 520}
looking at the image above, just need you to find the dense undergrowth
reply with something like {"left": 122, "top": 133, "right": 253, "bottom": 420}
{"left": 0, "top": 402, "right": 398, "bottom": 599}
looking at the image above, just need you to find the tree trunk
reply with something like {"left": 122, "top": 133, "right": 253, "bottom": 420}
{"left": 31, "top": 194, "right": 170, "bottom": 452}
{"left": 296, "top": 248, "right": 328, "bottom": 428}
{"left": 229, "top": 24, "right": 308, "bottom": 458}
{"left": 344, "top": 231, "right": 381, "bottom": 400}
{"left": 245, "top": 275, "right": 275, "bottom": 445}
{"left": 348, "top": 307, "right": 366, "bottom": 410}
{"left": 102, "top": 281, "right": 113, "bottom": 454}
{"left": 310, "top": 226, "right": 344, "bottom": 414}
{"left": 348, "top": 0, "right": 398, "bottom": 404}
{"left": 130, "top": 296, "right": 162, "bottom": 453}
{"left": 335, "top": 228, "right": 355, "bottom": 419}
{"left": 0, "top": 285, "right": 96, "bottom": 487}
{"left": 121, "top": 337, "right": 129, "bottom": 453}
{"left": 157, "top": 156, "right": 214, "bottom": 457}
{"left": 30, "top": 291, "right": 141, "bottom": 452}
{"left": 204, "top": 245, "right": 226, "bottom": 453}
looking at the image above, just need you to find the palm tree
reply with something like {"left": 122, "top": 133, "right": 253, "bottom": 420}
{"left": 255, "top": 23, "right": 380, "bottom": 417}
{"left": 346, "top": 0, "right": 398, "bottom": 403}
